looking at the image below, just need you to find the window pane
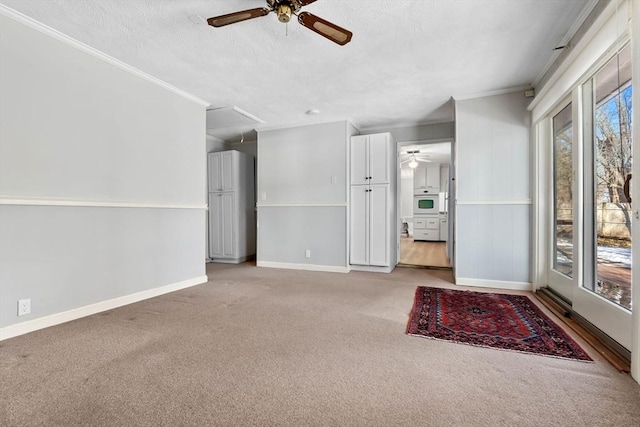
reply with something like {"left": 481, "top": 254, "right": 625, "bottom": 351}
{"left": 553, "top": 103, "right": 574, "bottom": 277}
{"left": 591, "top": 44, "right": 632, "bottom": 310}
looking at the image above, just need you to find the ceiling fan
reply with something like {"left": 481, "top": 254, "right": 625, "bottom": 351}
{"left": 207, "top": 0, "right": 353, "bottom": 46}
{"left": 401, "top": 151, "right": 432, "bottom": 168}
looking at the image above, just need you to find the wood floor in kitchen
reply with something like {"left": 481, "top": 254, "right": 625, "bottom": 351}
{"left": 399, "top": 236, "right": 450, "bottom": 268}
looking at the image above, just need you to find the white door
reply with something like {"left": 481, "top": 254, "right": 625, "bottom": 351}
{"left": 350, "top": 186, "right": 369, "bottom": 265}
{"left": 350, "top": 136, "right": 368, "bottom": 185}
{"left": 221, "top": 151, "right": 235, "bottom": 192}
{"left": 208, "top": 153, "right": 222, "bottom": 192}
{"left": 369, "top": 185, "right": 389, "bottom": 266}
{"left": 368, "top": 133, "right": 390, "bottom": 184}
{"left": 208, "top": 193, "right": 223, "bottom": 258}
{"left": 221, "top": 192, "right": 236, "bottom": 258}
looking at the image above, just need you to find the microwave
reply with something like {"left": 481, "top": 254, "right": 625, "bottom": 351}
{"left": 413, "top": 195, "right": 439, "bottom": 215}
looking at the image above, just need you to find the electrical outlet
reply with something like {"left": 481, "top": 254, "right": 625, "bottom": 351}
{"left": 261, "top": 192, "right": 267, "bottom": 201}
{"left": 18, "top": 298, "right": 31, "bottom": 316}
{"left": 305, "top": 249, "right": 311, "bottom": 258}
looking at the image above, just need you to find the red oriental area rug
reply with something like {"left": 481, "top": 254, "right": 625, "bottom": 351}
{"left": 407, "top": 286, "right": 592, "bottom": 361}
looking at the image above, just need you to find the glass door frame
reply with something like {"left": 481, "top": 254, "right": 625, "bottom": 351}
{"left": 544, "top": 42, "right": 633, "bottom": 351}
{"left": 547, "top": 95, "right": 578, "bottom": 303}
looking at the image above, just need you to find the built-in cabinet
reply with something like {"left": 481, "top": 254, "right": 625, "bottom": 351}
{"left": 351, "top": 133, "right": 391, "bottom": 185}
{"left": 208, "top": 150, "right": 255, "bottom": 263}
{"left": 413, "top": 165, "right": 440, "bottom": 194}
{"left": 349, "top": 133, "right": 396, "bottom": 271}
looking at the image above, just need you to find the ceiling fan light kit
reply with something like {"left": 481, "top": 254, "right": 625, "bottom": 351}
{"left": 207, "top": 0, "right": 352, "bottom": 46}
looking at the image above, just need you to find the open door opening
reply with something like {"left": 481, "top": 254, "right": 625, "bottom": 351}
{"left": 397, "top": 141, "right": 453, "bottom": 269}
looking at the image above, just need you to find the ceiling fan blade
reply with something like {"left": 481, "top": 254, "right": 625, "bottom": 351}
{"left": 298, "top": 0, "right": 319, "bottom": 5}
{"left": 207, "top": 7, "right": 270, "bottom": 28}
{"left": 297, "top": 12, "right": 352, "bottom": 46}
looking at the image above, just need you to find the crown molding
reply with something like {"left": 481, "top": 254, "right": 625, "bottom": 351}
{"left": 0, "top": 4, "right": 210, "bottom": 108}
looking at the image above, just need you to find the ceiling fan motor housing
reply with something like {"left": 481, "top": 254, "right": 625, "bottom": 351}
{"left": 277, "top": 4, "right": 292, "bottom": 22}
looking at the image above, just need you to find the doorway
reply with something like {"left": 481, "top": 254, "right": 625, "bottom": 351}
{"left": 397, "top": 141, "right": 453, "bottom": 268}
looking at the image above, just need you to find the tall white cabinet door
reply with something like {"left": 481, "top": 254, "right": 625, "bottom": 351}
{"left": 220, "top": 151, "right": 235, "bottom": 192}
{"left": 208, "top": 153, "right": 222, "bottom": 192}
{"left": 350, "top": 135, "right": 369, "bottom": 185}
{"left": 369, "top": 185, "right": 389, "bottom": 266}
{"left": 221, "top": 192, "right": 236, "bottom": 258}
{"left": 350, "top": 186, "right": 369, "bottom": 265}
{"left": 368, "top": 133, "right": 390, "bottom": 184}
{"left": 208, "top": 194, "right": 223, "bottom": 258}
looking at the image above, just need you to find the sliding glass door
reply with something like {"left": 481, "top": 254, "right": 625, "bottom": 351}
{"left": 573, "top": 44, "right": 633, "bottom": 348}
{"left": 548, "top": 44, "right": 633, "bottom": 350}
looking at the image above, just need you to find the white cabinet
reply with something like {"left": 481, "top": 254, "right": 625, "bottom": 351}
{"left": 208, "top": 192, "right": 235, "bottom": 259}
{"left": 440, "top": 217, "right": 448, "bottom": 241}
{"left": 208, "top": 151, "right": 235, "bottom": 192}
{"left": 207, "top": 150, "right": 255, "bottom": 263}
{"left": 413, "top": 165, "right": 440, "bottom": 194}
{"left": 413, "top": 215, "right": 440, "bottom": 241}
{"left": 350, "top": 132, "right": 396, "bottom": 270}
{"left": 350, "top": 185, "right": 390, "bottom": 267}
{"left": 350, "top": 133, "right": 391, "bottom": 185}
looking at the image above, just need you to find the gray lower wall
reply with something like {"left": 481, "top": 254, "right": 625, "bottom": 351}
{"left": 0, "top": 206, "right": 205, "bottom": 327}
{"left": 455, "top": 205, "right": 530, "bottom": 283}
{"left": 258, "top": 207, "right": 347, "bottom": 267}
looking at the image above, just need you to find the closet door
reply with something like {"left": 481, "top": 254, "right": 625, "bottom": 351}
{"left": 369, "top": 185, "right": 389, "bottom": 266}
{"left": 208, "top": 193, "right": 223, "bottom": 258}
{"left": 221, "top": 192, "right": 236, "bottom": 258}
{"left": 350, "top": 186, "right": 369, "bottom": 265}
{"left": 350, "top": 135, "right": 369, "bottom": 185}
{"left": 368, "top": 133, "right": 390, "bottom": 184}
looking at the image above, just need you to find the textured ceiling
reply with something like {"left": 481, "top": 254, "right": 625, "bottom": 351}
{"left": 1, "top": 0, "right": 592, "bottom": 142}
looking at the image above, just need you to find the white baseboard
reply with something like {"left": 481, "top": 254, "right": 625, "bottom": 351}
{"left": 349, "top": 264, "right": 396, "bottom": 274}
{"left": 455, "top": 277, "right": 533, "bottom": 291}
{"left": 257, "top": 261, "right": 349, "bottom": 274}
{"left": 210, "top": 255, "right": 253, "bottom": 264}
{"left": 0, "top": 275, "right": 208, "bottom": 341}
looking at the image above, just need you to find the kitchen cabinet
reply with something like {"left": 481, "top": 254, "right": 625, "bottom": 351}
{"left": 350, "top": 185, "right": 390, "bottom": 266}
{"left": 413, "top": 215, "right": 440, "bottom": 241}
{"left": 413, "top": 165, "right": 440, "bottom": 194}
{"left": 351, "top": 133, "right": 391, "bottom": 185}
{"left": 207, "top": 150, "right": 255, "bottom": 263}
{"left": 440, "top": 217, "right": 448, "bottom": 241}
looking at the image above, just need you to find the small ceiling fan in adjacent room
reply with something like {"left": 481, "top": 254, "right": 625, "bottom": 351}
{"left": 207, "top": 0, "right": 353, "bottom": 46}
{"left": 401, "top": 151, "right": 432, "bottom": 169}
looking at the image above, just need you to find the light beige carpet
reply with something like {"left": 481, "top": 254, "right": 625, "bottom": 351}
{"left": 1, "top": 263, "right": 639, "bottom": 426}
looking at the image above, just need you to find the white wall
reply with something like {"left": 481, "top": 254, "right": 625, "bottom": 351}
{"left": 256, "top": 121, "right": 356, "bottom": 271}
{"left": 0, "top": 10, "right": 207, "bottom": 335}
{"left": 454, "top": 92, "right": 531, "bottom": 289}
{"left": 366, "top": 122, "right": 454, "bottom": 143}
